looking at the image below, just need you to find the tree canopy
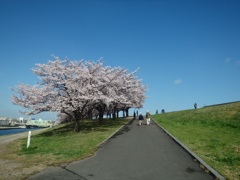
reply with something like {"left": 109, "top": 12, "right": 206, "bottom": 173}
{"left": 11, "top": 56, "right": 146, "bottom": 132}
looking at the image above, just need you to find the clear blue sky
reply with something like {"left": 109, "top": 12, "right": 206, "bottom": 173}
{"left": 1, "top": 0, "right": 240, "bottom": 120}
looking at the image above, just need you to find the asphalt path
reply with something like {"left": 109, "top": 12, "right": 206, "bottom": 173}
{"left": 29, "top": 119, "right": 214, "bottom": 180}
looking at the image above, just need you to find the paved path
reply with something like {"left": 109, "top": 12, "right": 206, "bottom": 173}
{"left": 29, "top": 119, "right": 214, "bottom": 180}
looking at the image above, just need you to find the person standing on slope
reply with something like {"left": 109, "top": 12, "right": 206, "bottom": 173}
{"left": 194, "top": 103, "right": 197, "bottom": 109}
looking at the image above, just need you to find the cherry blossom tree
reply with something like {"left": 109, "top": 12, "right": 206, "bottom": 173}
{"left": 11, "top": 56, "right": 146, "bottom": 132}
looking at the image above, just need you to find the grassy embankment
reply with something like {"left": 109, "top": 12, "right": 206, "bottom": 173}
{"left": 0, "top": 118, "right": 128, "bottom": 179}
{"left": 152, "top": 101, "right": 240, "bottom": 180}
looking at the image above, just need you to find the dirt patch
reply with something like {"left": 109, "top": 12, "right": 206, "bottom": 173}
{"left": 0, "top": 129, "right": 49, "bottom": 180}
{"left": 0, "top": 158, "right": 46, "bottom": 180}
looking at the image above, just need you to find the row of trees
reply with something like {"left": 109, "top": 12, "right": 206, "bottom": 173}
{"left": 11, "top": 56, "right": 146, "bottom": 132}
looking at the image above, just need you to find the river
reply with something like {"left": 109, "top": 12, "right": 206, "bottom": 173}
{"left": 0, "top": 127, "right": 43, "bottom": 136}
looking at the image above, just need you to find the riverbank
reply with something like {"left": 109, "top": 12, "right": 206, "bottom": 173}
{"left": 0, "top": 128, "right": 50, "bottom": 180}
{"left": 0, "top": 128, "right": 49, "bottom": 146}
{"left": 0, "top": 126, "right": 46, "bottom": 136}
{"left": 0, "top": 119, "right": 128, "bottom": 180}
{"left": 0, "top": 127, "right": 22, "bottom": 129}
{"left": 0, "top": 127, "right": 28, "bottom": 130}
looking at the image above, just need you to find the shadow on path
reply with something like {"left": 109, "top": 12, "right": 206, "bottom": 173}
{"left": 29, "top": 119, "right": 215, "bottom": 180}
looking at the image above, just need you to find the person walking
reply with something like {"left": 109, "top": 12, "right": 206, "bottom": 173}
{"left": 133, "top": 111, "right": 136, "bottom": 120}
{"left": 138, "top": 113, "right": 144, "bottom": 126}
{"left": 146, "top": 110, "right": 151, "bottom": 125}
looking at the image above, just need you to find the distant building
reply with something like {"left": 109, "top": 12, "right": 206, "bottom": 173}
{"left": 0, "top": 116, "right": 53, "bottom": 127}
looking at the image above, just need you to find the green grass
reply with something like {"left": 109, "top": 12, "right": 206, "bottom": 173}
{"left": 0, "top": 118, "right": 128, "bottom": 179}
{"left": 21, "top": 119, "right": 128, "bottom": 160}
{"left": 152, "top": 102, "right": 240, "bottom": 180}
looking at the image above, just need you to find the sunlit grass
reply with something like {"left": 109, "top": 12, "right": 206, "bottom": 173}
{"left": 21, "top": 119, "right": 127, "bottom": 160}
{"left": 152, "top": 102, "right": 240, "bottom": 180}
{"left": 0, "top": 119, "right": 128, "bottom": 179}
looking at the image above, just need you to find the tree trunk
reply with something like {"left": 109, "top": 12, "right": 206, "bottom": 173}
{"left": 113, "top": 107, "right": 116, "bottom": 120}
{"left": 74, "top": 119, "right": 80, "bottom": 132}
{"left": 72, "top": 112, "right": 81, "bottom": 132}
{"left": 62, "top": 111, "right": 81, "bottom": 132}
{"left": 99, "top": 112, "right": 104, "bottom": 124}
{"left": 96, "top": 104, "right": 106, "bottom": 125}
{"left": 126, "top": 107, "right": 129, "bottom": 117}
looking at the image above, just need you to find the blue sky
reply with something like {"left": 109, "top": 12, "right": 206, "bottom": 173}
{"left": 0, "top": 0, "right": 240, "bottom": 120}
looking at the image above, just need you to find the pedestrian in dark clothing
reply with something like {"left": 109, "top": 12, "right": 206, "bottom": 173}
{"left": 138, "top": 113, "right": 144, "bottom": 126}
{"left": 194, "top": 103, "right": 197, "bottom": 109}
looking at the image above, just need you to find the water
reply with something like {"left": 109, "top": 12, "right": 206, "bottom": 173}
{"left": 0, "top": 127, "right": 43, "bottom": 136}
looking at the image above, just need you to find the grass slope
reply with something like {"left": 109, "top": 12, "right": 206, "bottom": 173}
{"left": 0, "top": 119, "right": 128, "bottom": 180}
{"left": 152, "top": 101, "right": 240, "bottom": 180}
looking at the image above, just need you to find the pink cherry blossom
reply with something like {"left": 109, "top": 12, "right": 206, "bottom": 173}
{"left": 11, "top": 56, "right": 146, "bottom": 132}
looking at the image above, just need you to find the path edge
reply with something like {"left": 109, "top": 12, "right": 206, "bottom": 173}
{"left": 152, "top": 119, "right": 225, "bottom": 180}
{"left": 97, "top": 118, "right": 133, "bottom": 148}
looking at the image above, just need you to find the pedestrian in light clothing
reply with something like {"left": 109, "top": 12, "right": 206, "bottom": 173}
{"left": 146, "top": 110, "right": 151, "bottom": 125}
{"left": 138, "top": 113, "right": 144, "bottom": 126}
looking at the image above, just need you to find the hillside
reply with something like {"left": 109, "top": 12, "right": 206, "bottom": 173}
{"left": 152, "top": 101, "right": 240, "bottom": 180}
